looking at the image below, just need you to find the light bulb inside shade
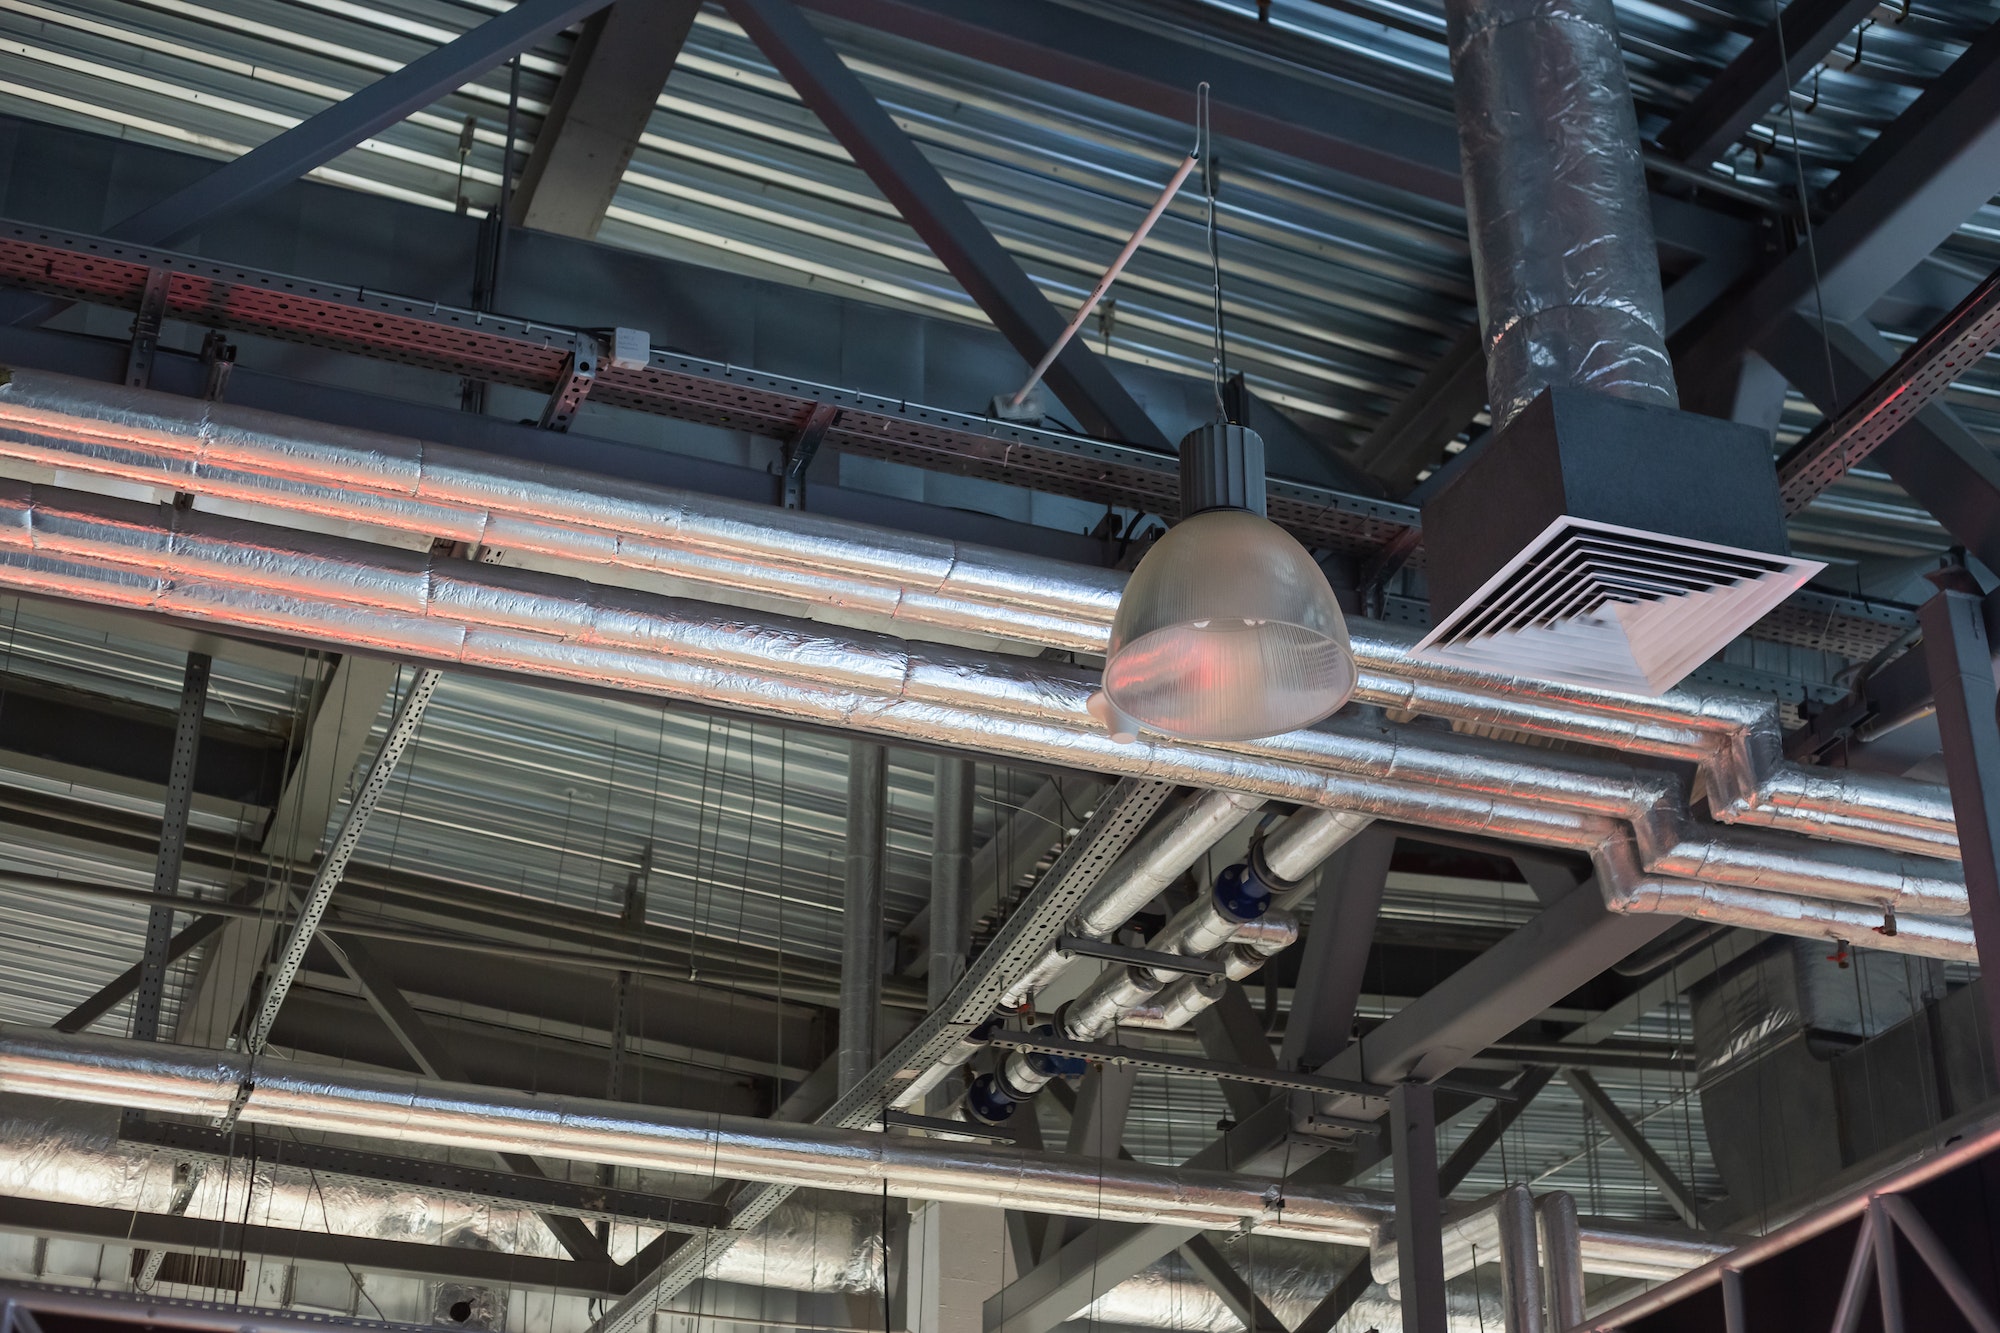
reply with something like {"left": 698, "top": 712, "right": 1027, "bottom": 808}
{"left": 1103, "top": 508, "right": 1356, "bottom": 741}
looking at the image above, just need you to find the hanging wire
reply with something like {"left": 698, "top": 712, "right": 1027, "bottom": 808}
{"left": 1770, "top": 0, "right": 1843, "bottom": 415}
{"left": 1196, "top": 82, "right": 1231, "bottom": 422}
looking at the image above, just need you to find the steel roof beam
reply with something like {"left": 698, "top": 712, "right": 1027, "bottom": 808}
{"left": 797, "top": 0, "right": 1466, "bottom": 204}
{"left": 722, "top": 0, "right": 1169, "bottom": 449}
{"left": 512, "top": 0, "right": 701, "bottom": 240}
{"left": 1678, "top": 20, "right": 2000, "bottom": 390}
{"left": 112, "top": 0, "right": 612, "bottom": 249}
{"left": 1654, "top": 0, "right": 1881, "bottom": 168}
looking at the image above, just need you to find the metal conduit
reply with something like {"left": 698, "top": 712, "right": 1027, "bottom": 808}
{"left": 0, "top": 482, "right": 1969, "bottom": 959}
{"left": 0, "top": 369, "right": 1954, "bottom": 864}
{"left": 0, "top": 1026, "right": 1385, "bottom": 1244}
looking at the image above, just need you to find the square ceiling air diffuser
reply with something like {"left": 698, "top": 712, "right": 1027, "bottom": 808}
{"left": 1413, "top": 389, "right": 1823, "bottom": 695}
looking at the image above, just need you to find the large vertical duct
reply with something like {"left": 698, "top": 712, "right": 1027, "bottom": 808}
{"left": 1417, "top": 0, "right": 1817, "bottom": 695}
{"left": 1446, "top": 0, "right": 1677, "bottom": 431}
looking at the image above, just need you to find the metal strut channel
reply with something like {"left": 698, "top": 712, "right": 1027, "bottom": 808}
{"left": 539, "top": 334, "right": 604, "bottom": 431}
{"left": 1779, "top": 263, "right": 2000, "bottom": 514}
{"left": 244, "top": 667, "right": 442, "bottom": 1059}
{"left": 979, "top": 1030, "right": 1518, "bottom": 1103}
{"left": 0, "top": 221, "right": 1414, "bottom": 558}
{"left": 122, "top": 268, "right": 171, "bottom": 389}
{"left": 1053, "top": 934, "right": 1227, "bottom": 977}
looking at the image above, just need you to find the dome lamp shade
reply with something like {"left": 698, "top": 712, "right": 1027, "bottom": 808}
{"left": 1100, "top": 424, "right": 1357, "bottom": 742}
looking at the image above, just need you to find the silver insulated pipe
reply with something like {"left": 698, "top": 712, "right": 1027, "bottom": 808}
{"left": 1446, "top": 0, "right": 1679, "bottom": 431}
{"left": 0, "top": 1026, "right": 1391, "bottom": 1245}
{"left": 0, "top": 368, "right": 1958, "bottom": 867}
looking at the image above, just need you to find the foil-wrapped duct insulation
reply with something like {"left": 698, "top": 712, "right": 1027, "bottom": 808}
{"left": 1444, "top": 0, "right": 1678, "bottom": 431}
{"left": 0, "top": 1027, "right": 1393, "bottom": 1246}
{"left": 0, "top": 1087, "right": 1721, "bottom": 1323}
{"left": 0, "top": 368, "right": 1958, "bottom": 866}
{"left": 0, "top": 483, "right": 1969, "bottom": 960}
{"left": 1122, "top": 973, "right": 1228, "bottom": 1030}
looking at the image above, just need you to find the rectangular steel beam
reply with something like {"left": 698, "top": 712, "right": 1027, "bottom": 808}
{"left": 1178, "top": 1234, "right": 1286, "bottom": 1333}
{"left": 984, "top": 1221, "right": 1201, "bottom": 1333}
{"left": 1655, "top": 0, "right": 1880, "bottom": 167}
{"left": 1437, "top": 1066, "right": 1553, "bottom": 1195}
{"left": 1920, "top": 570, "right": 2000, "bottom": 1072}
{"left": 1390, "top": 1082, "right": 1447, "bottom": 1333}
{"left": 591, "top": 779, "right": 1174, "bottom": 1333}
{"left": 110, "top": 0, "right": 612, "bottom": 249}
{"left": 1760, "top": 313, "right": 2000, "bottom": 577}
{"left": 1279, "top": 825, "right": 1395, "bottom": 1072}
{"left": 1318, "top": 882, "right": 1673, "bottom": 1091}
{"left": 1350, "top": 329, "right": 1486, "bottom": 492}
{"left": 796, "top": 0, "right": 1464, "bottom": 205}
{"left": 1679, "top": 20, "right": 2000, "bottom": 387}
{"left": 1190, "top": 983, "right": 1280, "bottom": 1123}
{"left": 720, "top": 0, "right": 1169, "bottom": 449}
{"left": 1778, "top": 263, "right": 2000, "bottom": 513}
{"left": 992, "top": 884, "right": 1672, "bottom": 1333}
{"left": 512, "top": 0, "right": 701, "bottom": 239}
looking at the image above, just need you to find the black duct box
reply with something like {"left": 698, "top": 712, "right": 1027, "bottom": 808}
{"left": 1422, "top": 388, "right": 1793, "bottom": 621}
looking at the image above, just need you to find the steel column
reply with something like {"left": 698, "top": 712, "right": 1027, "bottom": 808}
{"left": 719, "top": 0, "right": 1169, "bottom": 449}
{"left": 1920, "top": 568, "right": 2000, "bottom": 1070}
{"left": 1280, "top": 825, "right": 1394, "bottom": 1071}
{"left": 928, "top": 757, "right": 974, "bottom": 1008}
{"left": 840, "top": 741, "right": 887, "bottom": 1095}
{"left": 130, "top": 652, "right": 209, "bottom": 1045}
{"left": 1391, "top": 1081, "right": 1448, "bottom": 1333}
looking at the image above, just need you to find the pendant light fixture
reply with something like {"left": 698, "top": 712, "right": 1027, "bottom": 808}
{"left": 1097, "top": 90, "right": 1357, "bottom": 744}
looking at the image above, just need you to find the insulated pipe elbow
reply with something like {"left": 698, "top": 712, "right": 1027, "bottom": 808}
{"left": 1259, "top": 808, "right": 1374, "bottom": 894}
